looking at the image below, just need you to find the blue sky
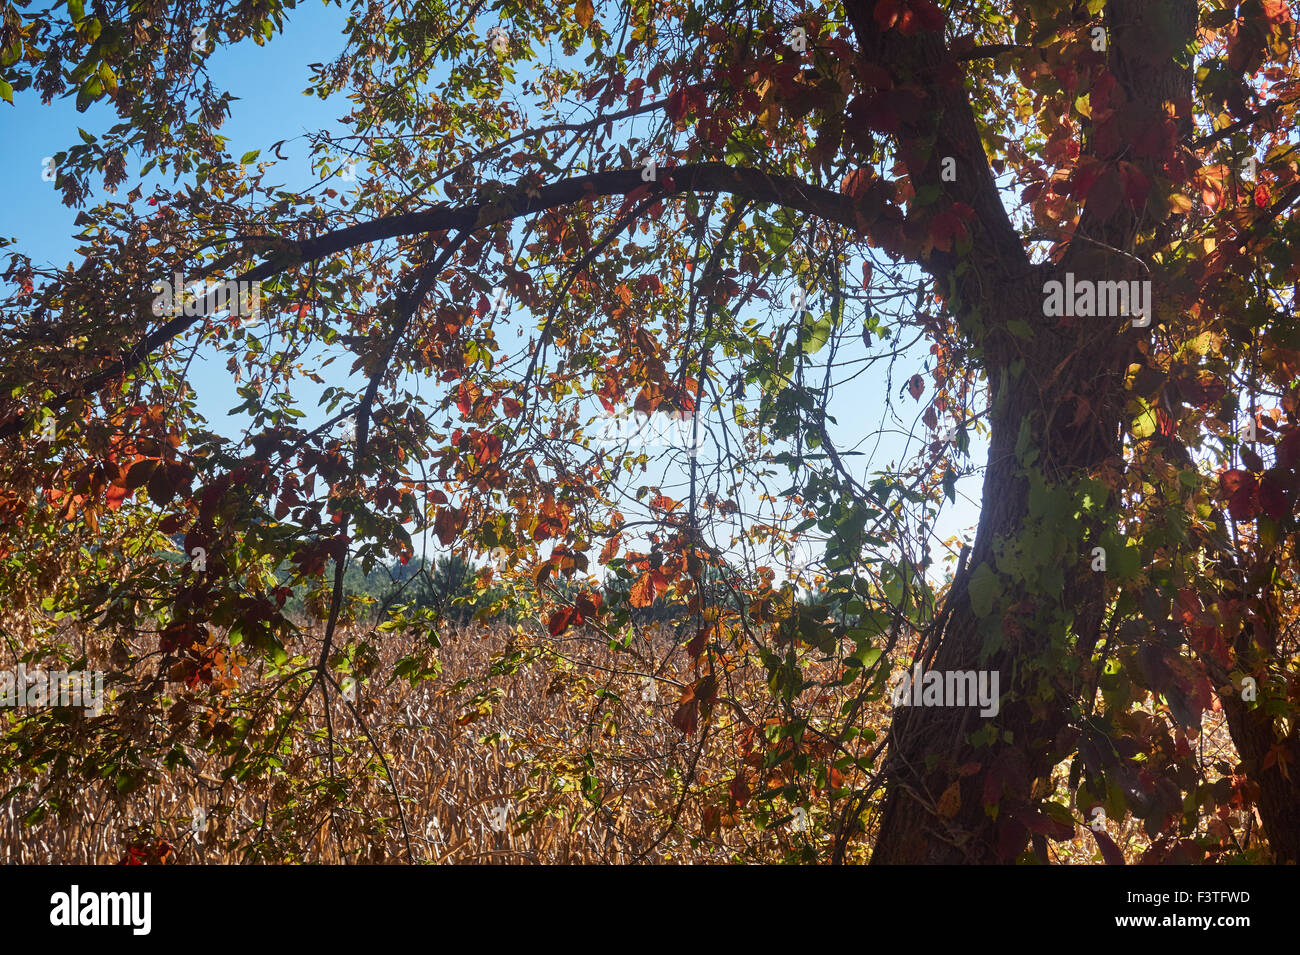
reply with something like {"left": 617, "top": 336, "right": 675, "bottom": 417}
{"left": 0, "top": 3, "right": 988, "bottom": 581}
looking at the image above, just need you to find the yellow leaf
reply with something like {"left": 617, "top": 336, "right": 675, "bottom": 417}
{"left": 937, "top": 781, "right": 961, "bottom": 819}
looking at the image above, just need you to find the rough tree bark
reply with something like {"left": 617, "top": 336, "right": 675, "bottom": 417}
{"left": 858, "top": 0, "right": 1202, "bottom": 863}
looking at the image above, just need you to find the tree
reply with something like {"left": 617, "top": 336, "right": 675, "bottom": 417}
{"left": 1, "top": 0, "right": 1297, "bottom": 863}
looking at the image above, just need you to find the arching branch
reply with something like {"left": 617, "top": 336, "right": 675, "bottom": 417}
{"left": 0, "top": 163, "right": 897, "bottom": 442}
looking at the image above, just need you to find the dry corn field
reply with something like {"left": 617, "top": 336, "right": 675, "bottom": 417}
{"left": 0, "top": 612, "right": 1257, "bottom": 864}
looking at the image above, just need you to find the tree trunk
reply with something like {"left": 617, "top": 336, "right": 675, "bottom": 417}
{"left": 1217, "top": 689, "right": 1300, "bottom": 863}
{"left": 871, "top": 278, "right": 1134, "bottom": 864}
{"left": 866, "top": 0, "right": 1201, "bottom": 865}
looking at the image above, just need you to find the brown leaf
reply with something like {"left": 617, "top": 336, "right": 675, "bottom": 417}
{"left": 575, "top": 0, "right": 594, "bottom": 28}
{"left": 672, "top": 695, "right": 699, "bottom": 735}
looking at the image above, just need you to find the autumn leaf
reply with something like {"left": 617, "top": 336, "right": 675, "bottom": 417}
{"left": 629, "top": 572, "right": 656, "bottom": 608}
{"left": 1092, "top": 829, "right": 1126, "bottom": 865}
{"left": 105, "top": 483, "right": 129, "bottom": 511}
{"left": 649, "top": 494, "right": 679, "bottom": 512}
{"left": 575, "top": 0, "right": 594, "bottom": 29}
{"left": 841, "top": 167, "right": 872, "bottom": 199}
{"left": 671, "top": 693, "right": 699, "bottom": 735}
{"left": 928, "top": 209, "right": 968, "bottom": 251}
{"left": 671, "top": 676, "right": 718, "bottom": 735}
{"left": 873, "top": 0, "right": 904, "bottom": 31}
{"left": 547, "top": 607, "right": 576, "bottom": 636}
{"left": 1220, "top": 469, "right": 1259, "bottom": 521}
{"left": 936, "top": 781, "right": 962, "bottom": 818}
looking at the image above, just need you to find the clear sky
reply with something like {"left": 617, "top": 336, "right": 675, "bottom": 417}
{"left": 0, "top": 3, "right": 988, "bottom": 583}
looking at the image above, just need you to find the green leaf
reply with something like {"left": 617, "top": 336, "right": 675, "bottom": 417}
{"left": 968, "top": 561, "right": 998, "bottom": 619}
{"left": 1014, "top": 417, "right": 1037, "bottom": 465}
{"left": 0, "top": 80, "right": 11, "bottom": 105}
{"left": 802, "top": 312, "right": 833, "bottom": 355}
{"left": 241, "top": 150, "right": 260, "bottom": 163}
{"left": 1007, "top": 318, "right": 1033, "bottom": 340}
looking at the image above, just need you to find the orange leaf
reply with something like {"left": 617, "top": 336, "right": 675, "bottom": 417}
{"left": 105, "top": 483, "right": 129, "bottom": 511}
{"left": 629, "top": 572, "right": 656, "bottom": 608}
{"left": 841, "top": 168, "right": 872, "bottom": 199}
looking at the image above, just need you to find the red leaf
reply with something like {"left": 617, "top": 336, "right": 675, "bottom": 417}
{"left": 1021, "top": 808, "right": 1075, "bottom": 841}
{"left": 1086, "top": 168, "right": 1125, "bottom": 221}
{"left": 574, "top": 591, "right": 602, "bottom": 621}
{"left": 666, "top": 88, "right": 688, "bottom": 123}
{"left": 1220, "top": 469, "right": 1259, "bottom": 521}
{"left": 996, "top": 817, "right": 1030, "bottom": 861}
{"left": 912, "top": 0, "right": 945, "bottom": 31}
{"left": 857, "top": 64, "right": 892, "bottom": 90}
{"left": 1121, "top": 163, "right": 1150, "bottom": 209}
{"left": 860, "top": 92, "right": 900, "bottom": 133}
{"left": 617, "top": 182, "right": 651, "bottom": 216}
{"left": 105, "top": 483, "right": 129, "bottom": 511}
{"left": 907, "top": 374, "right": 925, "bottom": 400}
{"left": 929, "top": 209, "right": 968, "bottom": 252}
{"left": 433, "top": 505, "right": 463, "bottom": 546}
{"left": 981, "top": 760, "right": 1005, "bottom": 807}
{"left": 1279, "top": 429, "right": 1300, "bottom": 469}
{"left": 841, "top": 167, "right": 873, "bottom": 199}
{"left": 873, "top": 0, "right": 903, "bottom": 30}
{"left": 548, "top": 608, "right": 576, "bottom": 636}
{"left": 1259, "top": 474, "right": 1288, "bottom": 520}
{"left": 1092, "top": 829, "right": 1126, "bottom": 865}
{"left": 672, "top": 693, "right": 699, "bottom": 735}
